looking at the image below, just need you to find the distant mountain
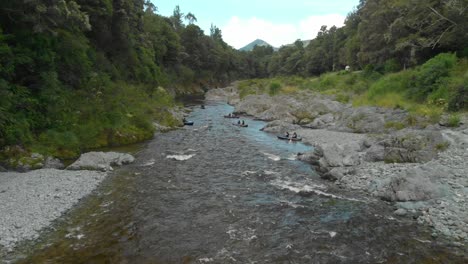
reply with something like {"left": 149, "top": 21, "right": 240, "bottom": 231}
{"left": 239, "top": 39, "right": 275, "bottom": 51}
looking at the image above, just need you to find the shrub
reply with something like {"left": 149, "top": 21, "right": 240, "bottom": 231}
{"left": 410, "top": 53, "right": 457, "bottom": 101}
{"left": 435, "top": 142, "right": 450, "bottom": 151}
{"left": 384, "top": 121, "right": 405, "bottom": 130}
{"left": 447, "top": 83, "right": 468, "bottom": 111}
{"left": 384, "top": 59, "right": 402, "bottom": 73}
{"left": 269, "top": 82, "right": 282, "bottom": 95}
{"left": 447, "top": 114, "right": 461, "bottom": 127}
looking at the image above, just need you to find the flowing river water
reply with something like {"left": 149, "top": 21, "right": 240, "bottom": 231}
{"left": 9, "top": 101, "right": 468, "bottom": 263}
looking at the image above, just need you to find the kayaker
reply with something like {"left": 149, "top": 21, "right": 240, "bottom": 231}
{"left": 241, "top": 120, "right": 245, "bottom": 125}
{"left": 237, "top": 120, "right": 241, "bottom": 125}
{"left": 292, "top": 132, "right": 297, "bottom": 138}
{"left": 285, "top": 132, "right": 290, "bottom": 138}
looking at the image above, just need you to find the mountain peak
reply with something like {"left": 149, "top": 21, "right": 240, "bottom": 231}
{"left": 239, "top": 39, "right": 275, "bottom": 51}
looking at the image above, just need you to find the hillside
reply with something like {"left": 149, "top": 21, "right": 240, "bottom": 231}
{"left": 239, "top": 39, "right": 275, "bottom": 51}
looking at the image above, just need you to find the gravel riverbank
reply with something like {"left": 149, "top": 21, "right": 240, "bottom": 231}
{"left": 0, "top": 150, "right": 138, "bottom": 254}
{"left": 0, "top": 169, "right": 107, "bottom": 252}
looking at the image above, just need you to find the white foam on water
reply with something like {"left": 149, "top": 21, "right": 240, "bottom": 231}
{"left": 278, "top": 200, "right": 304, "bottom": 208}
{"left": 287, "top": 154, "right": 297, "bottom": 161}
{"left": 329, "top": 231, "right": 337, "bottom": 238}
{"left": 198, "top": 258, "right": 214, "bottom": 263}
{"left": 263, "top": 170, "right": 278, "bottom": 175}
{"left": 272, "top": 180, "right": 364, "bottom": 202}
{"left": 166, "top": 154, "right": 195, "bottom": 161}
{"left": 226, "top": 226, "right": 256, "bottom": 241}
{"left": 241, "top": 171, "right": 257, "bottom": 177}
{"left": 142, "top": 159, "right": 155, "bottom": 166}
{"left": 262, "top": 152, "right": 281, "bottom": 161}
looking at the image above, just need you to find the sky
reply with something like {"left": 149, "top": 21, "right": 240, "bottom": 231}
{"left": 152, "top": 0, "right": 360, "bottom": 49}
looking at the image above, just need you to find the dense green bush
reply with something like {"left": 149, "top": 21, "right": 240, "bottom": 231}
{"left": 410, "top": 53, "right": 457, "bottom": 101}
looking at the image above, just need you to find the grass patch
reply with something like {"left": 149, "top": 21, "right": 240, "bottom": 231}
{"left": 447, "top": 114, "right": 461, "bottom": 127}
{"left": 384, "top": 121, "right": 406, "bottom": 130}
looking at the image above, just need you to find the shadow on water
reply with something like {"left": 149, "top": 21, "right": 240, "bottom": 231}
{"left": 8, "top": 101, "right": 468, "bottom": 263}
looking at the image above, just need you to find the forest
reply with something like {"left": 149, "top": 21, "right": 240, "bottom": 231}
{"left": 0, "top": 0, "right": 467, "bottom": 160}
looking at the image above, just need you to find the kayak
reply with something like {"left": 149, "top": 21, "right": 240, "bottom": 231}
{"left": 277, "top": 135, "right": 302, "bottom": 141}
{"left": 224, "top": 115, "right": 240, "bottom": 119}
{"left": 183, "top": 121, "right": 194, "bottom": 126}
{"left": 233, "top": 123, "right": 248, "bottom": 127}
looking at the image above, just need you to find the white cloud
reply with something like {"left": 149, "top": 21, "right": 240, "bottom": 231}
{"left": 221, "top": 14, "right": 346, "bottom": 49}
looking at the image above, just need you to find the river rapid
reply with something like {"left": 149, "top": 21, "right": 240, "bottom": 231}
{"left": 11, "top": 101, "right": 467, "bottom": 263}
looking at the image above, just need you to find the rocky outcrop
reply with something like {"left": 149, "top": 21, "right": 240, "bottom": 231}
{"left": 381, "top": 129, "right": 446, "bottom": 163}
{"left": 205, "top": 85, "right": 240, "bottom": 105}
{"left": 332, "top": 106, "right": 408, "bottom": 133}
{"left": 370, "top": 164, "right": 450, "bottom": 202}
{"left": 67, "top": 152, "right": 135, "bottom": 171}
{"left": 260, "top": 120, "right": 302, "bottom": 134}
{"left": 1, "top": 146, "right": 45, "bottom": 172}
{"left": 43, "top": 157, "right": 65, "bottom": 169}
{"left": 305, "top": 113, "right": 335, "bottom": 129}
{"left": 299, "top": 142, "right": 364, "bottom": 181}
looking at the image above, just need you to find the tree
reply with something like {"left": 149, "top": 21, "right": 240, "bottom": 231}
{"left": 184, "top": 12, "right": 197, "bottom": 24}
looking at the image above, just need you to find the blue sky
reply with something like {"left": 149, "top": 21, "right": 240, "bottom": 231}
{"left": 151, "top": 0, "right": 360, "bottom": 48}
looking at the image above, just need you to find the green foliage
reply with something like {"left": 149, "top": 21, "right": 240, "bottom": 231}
{"left": 384, "top": 121, "right": 405, "bottom": 130}
{"left": 435, "top": 142, "right": 450, "bottom": 151}
{"left": 410, "top": 53, "right": 457, "bottom": 101}
{"left": 447, "top": 114, "right": 461, "bottom": 127}
{"left": 269, "top": 82, "right": 282, "bottom": 95}
{"left": 0, "top": 1, "right": 256, "bottom": 159}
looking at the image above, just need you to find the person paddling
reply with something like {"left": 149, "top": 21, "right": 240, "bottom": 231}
{"left": 241, "top": 120, "right": 245, "bottom": 126}
{"left": 285, "top": 132, "right": 290, "bottom": 138}
{"left": 292, "top": 132, "right": 297, "bottom": 139}
{"left": 237, "top": 120, "right": 241, "bottom": 125}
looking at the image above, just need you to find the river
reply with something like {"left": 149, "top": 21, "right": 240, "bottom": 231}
{"left": 12, "top": 101, "right": 468, "bottom": 263}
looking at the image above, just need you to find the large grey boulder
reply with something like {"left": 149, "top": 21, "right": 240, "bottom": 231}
{"left": 364, "top": 144, "right": 385, "bottom": 162}
{"left": 257, "top": 104, "right": 296, "bottom": 122}
{"left": 43, "top": 157, "right": 65, "bottom": 169}
{"left": 371, "top": 164, "right": 451, "bottom": 202}
{"left": 261, "top": 120, "right": 302, "bottom": 134}
{"left": 320, "top": 142, "right": 362, "bottom": 167}
{"left": 334, "top": 106, "right": 408, "bottom": 133}
{"left": 67, "top": 152, "right": 135, "bottom": 171}
{"left": 306, "top": 113, "right": 335, "bottom": 129}
{"left": 205, "top": 86, "right": 240, "bottom": 104}
{"left": 234, "top": 94, "right": 273, "bottom": 117}
{"left": 382, "top": 129, "right": 447, "bottom": 163}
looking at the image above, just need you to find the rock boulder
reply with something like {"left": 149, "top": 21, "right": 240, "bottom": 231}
{"left": 67, "top": 152, "right": 135, "bottom": 171}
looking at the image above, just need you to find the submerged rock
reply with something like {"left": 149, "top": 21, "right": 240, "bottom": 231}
{"left": 394, "top": 208, "right": 408, "bottom": 216}
{"left": 67, "top": 152, "right": 135, "bottom": 171}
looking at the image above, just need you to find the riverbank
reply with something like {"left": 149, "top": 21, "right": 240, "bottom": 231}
{"left": 0, "top": 104, "right": 190, "bottom": 254}
{"left": 0, "top": 169, "right": 106, "bottom": 252}
{"left": 206, "top": 84, "right": 468, "bottom": 244}
{"left": 0, "top": 150, "right": 140, "bottom": 254}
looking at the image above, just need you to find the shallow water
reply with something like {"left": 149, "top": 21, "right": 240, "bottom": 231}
{"left": 10, "top": 102, "right": 468, "bottom": 263}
